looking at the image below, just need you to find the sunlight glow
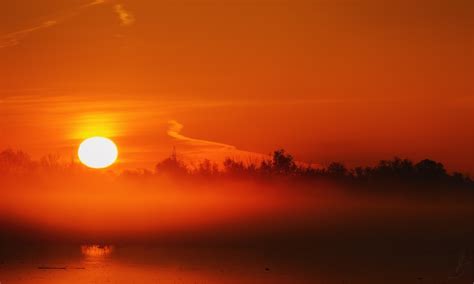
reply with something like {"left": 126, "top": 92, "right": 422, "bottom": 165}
{"left": 78, "top": 137, "right": 118, "bottom": 169}
{"left": 81, "top": 245, "right": 115, "bottom": 257}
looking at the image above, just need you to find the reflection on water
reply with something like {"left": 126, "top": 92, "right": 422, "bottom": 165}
{"left": 81, "top": 244, "right": 114, "bottom": 258}
{"left": 80, "top": 244, "right": 114, "bottom": 268}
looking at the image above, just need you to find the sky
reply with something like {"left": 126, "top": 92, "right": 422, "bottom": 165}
{"left": 0, "top": 0, "right": 473, "bottom": 172}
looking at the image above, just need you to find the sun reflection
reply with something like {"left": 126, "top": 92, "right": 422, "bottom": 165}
{"left": 81, "top": 244, "right": 115, "bottom": 257}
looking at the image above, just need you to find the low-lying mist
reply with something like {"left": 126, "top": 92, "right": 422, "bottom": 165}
{"left": 0, "top": 148, "right": 473, "bottom": 247}
{"left": 1, "top": 170, "right": 472, "bottom": 246}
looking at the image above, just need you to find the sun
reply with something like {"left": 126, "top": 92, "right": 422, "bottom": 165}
{"left": 78, "top": 137, "right": 118, "bottom": 169}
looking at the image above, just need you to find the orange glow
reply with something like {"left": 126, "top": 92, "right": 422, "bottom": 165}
{"left": 0, "top": 0, "right": 472, "bottom": 173}
{"left": 81, "top": 244, "right": 114, "bottom": 257}
{"left": 1, "top": 2, "right": 473, "bottom": 283}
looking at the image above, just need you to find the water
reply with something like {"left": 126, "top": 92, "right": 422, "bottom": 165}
{"left": 0, "top": 243, "right": 472, "bottom": 284}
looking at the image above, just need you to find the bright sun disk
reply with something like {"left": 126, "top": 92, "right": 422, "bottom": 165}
{"left": 78, "top": 137, "right": 118, "bottom": 169}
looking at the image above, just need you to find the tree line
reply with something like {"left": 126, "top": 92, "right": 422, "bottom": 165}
{"left": 154, "top": 149, "right": 473, "bottom": 188}
{"left": 1, "top": 148, "right": 473, "bottom": 189}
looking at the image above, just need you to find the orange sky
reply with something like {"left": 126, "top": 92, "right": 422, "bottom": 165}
{"left": 0, "top": 0, "right": 473, "bottom": 173}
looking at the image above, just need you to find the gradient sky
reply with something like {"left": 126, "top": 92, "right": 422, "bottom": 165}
{"left": 0, "top": 0, "right": 473, "bottom": 172}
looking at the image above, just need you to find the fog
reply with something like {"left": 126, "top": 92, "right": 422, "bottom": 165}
{"left": 1, "top": 167, "right": 472, "bottom": 246}
{"left": 1, "top": 154, "right": 473, "bottom": 283}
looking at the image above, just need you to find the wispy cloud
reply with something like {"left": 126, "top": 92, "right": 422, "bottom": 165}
{"left": 166, "top": 120, "right": 272, "bottom": 166}
{"left": 166, "top": 120, "right": 319, "bottom": 169}
{"left": 0, "top": 0, "right": 106, "bottom": 48}
{"left": 84, "top": 0, "right": 107, "bottom": 7}
{"left": 167, "top": 120, "right": 236, "bottom": 151}
{"left": 0, "top": 21, "right": 57, "bottom": 48}
{"left": 114, "top": 4, "right": 135, "bottom": 26}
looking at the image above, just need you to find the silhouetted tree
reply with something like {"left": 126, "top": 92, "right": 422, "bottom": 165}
{"left": 451, "top": 172, "right": 468, "bottom": 185}
{"left": 415, "top": 159, "right": 447, "bottom": 180}
{"left": 326, "top": 162, "right": 348, "bottom": 178}
{"left": 271, "top": 149, "right": 297, "bottom": 175}
{"left": 351, "top": 166, "right": 371, "bottom": 181}
{"left": 196, "top": 159, "right": 219, "bottom": 176}
{"left": 371, "top": 157, "right": 415, "bottom": 182}
{"left": 300, "top": 165, "right": 319, "bottom": 177}
{"left": 259, "top": 159, "right": 273, "bottom": 175}
{"left": 155, "top": 148, "right": 188, "bottom": 176}
{"left": 0, "top": 149, "right": 36, "bottom": 174}
{"left": 40, "top": 153, "right": 61, "bottom": 170}
{"left": 223, "top": 158, "right": 247, "bottom": 176}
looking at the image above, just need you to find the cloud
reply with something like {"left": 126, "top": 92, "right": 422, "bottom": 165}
{"left": 166, "top": 120, "right": 319, "bottom": 169}
{"left": 166, "top": 120, "right": 273, "bottom": 168}
{"left": 0, "top": 21, "right": 57, "bottom": 48}
{"left": 85, "top": 0, "right": 106, "bottom": 6}
{"left": 114, "top": 4, "right": 135, "bottom": 26}
{"left": 0, "top": 0, "right": 106, "bottom": 48}
{"left": 80, "top": 0, "right": 107, "bottom": 8}
{"left": 167, "top": 120, "right": 236, "bottom": 151}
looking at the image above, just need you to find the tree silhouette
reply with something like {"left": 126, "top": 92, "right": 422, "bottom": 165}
{"left": 0, "top": 149, "right": 36, "bottom": 174}
{"left": 154, "top": 148, "right": 188, "bottom": 176}
{"left": 326, "top": 162, "right": 348, "bottom": 178}
{"left": 270, "top": 149, "right": 296, "bottom": 175}
{"left": 351, "top": 166, "right": 371, "bottom": 180}
{"left": 196, "top": 159, "right": 219, "bottom": 176}
{"left": 370, "top": 157, "right": 415, "bottom": 182}
{"left": 415, "top": 159, "right": 447, "bottom": 180}
{"left": 223, "top": 158, "right": 247, "bottom": 176}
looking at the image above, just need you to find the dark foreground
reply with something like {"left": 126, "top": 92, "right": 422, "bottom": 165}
{"left": 1, "top": 232, "right": 473, "bottom": 284}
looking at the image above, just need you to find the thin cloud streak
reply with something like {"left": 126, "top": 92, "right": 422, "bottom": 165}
{"left": 0, "top": 0, "right": 106, "bottom": 48}
{"left": 83, "top": 0, "right": 107, "bottom": 7}
{"left": 166, "top": 120, "right": 317, "bottom": 168}
{"left": 0, "top": 21, "right": 57, "bottom": 48}
{"left": 166, "top": 120, "right": 274, "bottom": 168}
{"left": 114, "top": 4, "right": 135, "bottom": 26}
{"left": 167, "top": 120, "right": 236, "bottom": 151}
